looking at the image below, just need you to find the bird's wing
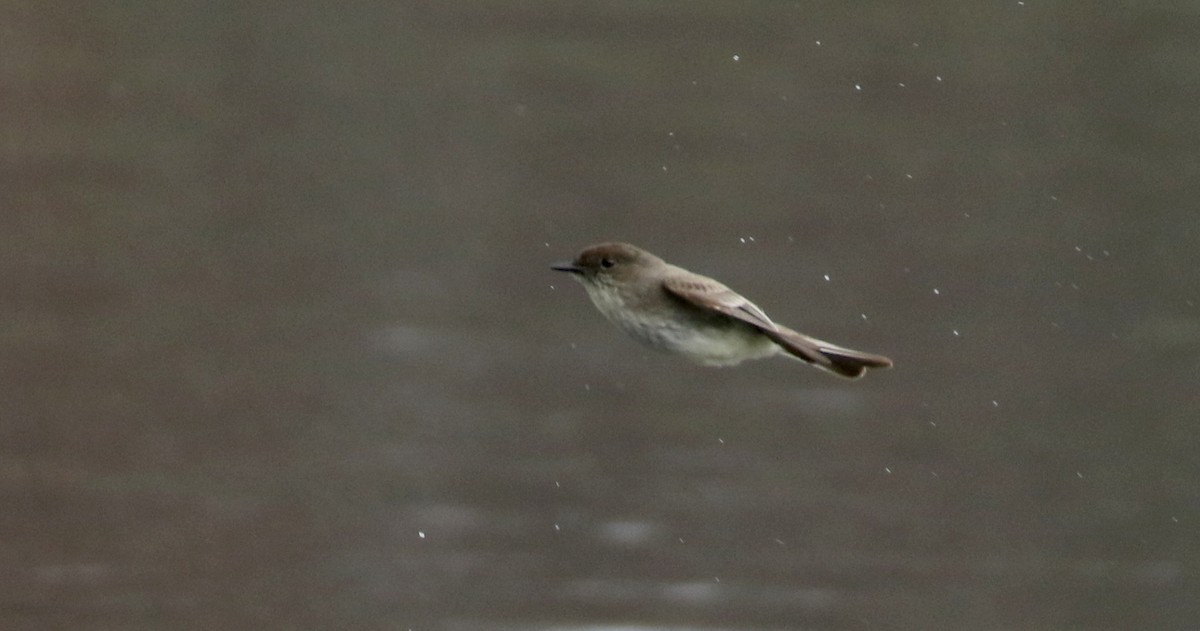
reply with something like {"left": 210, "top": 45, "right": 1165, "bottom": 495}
{"left": 663, "top": 271, "right": 843, "bottom": 371}
{"left": 662, "top": 273, "right": 778, "bottom": 332}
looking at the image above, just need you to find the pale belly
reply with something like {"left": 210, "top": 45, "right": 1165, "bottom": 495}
{"left": 628, "top": 321, "right": 781, "bottom": 366}
{"left": 587, "top": 290, "right": 780, "bottom": 365}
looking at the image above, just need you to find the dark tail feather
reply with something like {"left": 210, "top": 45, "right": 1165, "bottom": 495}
{"left": 766, "top": 326, "right": 893, "bottom": 379}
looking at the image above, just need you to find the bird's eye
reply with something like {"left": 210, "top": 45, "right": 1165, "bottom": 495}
{"left": 600, "top": 258, "right": 615, "bottom": 268}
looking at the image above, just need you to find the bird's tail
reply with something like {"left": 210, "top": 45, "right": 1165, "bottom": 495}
{"left": 765, "top": 326, "right": 893, "bottom": 379}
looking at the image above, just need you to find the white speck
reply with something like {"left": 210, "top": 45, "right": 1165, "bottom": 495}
{"left": 933, "top": 288, "right": 940, "bottom": 295}
{"left": 544, "top": 242, "right": 550, "bottom": 248}
{"left": 912, "top": 42, "right": 920, "bottom": 47}
{"left": 1076, "top": 471, "right": 1083, "bottom": 479}
{"left": 679, "top": 537, "right": 685, "bottom": 543}
{"left": 936, "top": 75, "right": 943, "bottom": 82}
{"left": 555, "top": 480, "right": 561, "bottom": 488}
{"left": 952, "top": 329, "right": 960, "bottom": 336}
{"left": 554, "top": 523, "right": 561, "bottom": 531}
{"left": 905, "top": 173, "right": 913, "bottom": 179}
{"left": 668, "top": 131, "right": 675, "bottom": 137}
{"left": 884, "top": 467, "right": 892, "bottom": 474}
{"left": 717, "top": 437, "right": 725, "bottom": 444}
{"left": 1050, "top": 195, "right": 1058, "bottom": 201}
{"left": 661, "top": 165, "right": 668, "bottom": 172}
{"left": 931, "top": 471, "right": 939, "bottom": 477}
{"left": 1103, "top": 250, "right": 1111, "bottom": 257}
{"left": 855, "top": 84, "right": 862, "bottom": 91}
{"left": 1172, "top": 516, "right": 1179, "bottom": 523}
{"left": 861, "top": 313, "right": 868, "bottom": 320}
{"left": 418, "top": 531, "right": 425, "bottom": 538}
{"left": 815, "top": 40, "right": 821, "bottom": 46}
{"left": 1074, "top": 246, "right": 1082, "bottom": 252}
{"left": 964, "top": 212, "right": 970, "bottom": 217}
{"left": 774, "top": 538, "right": 785, "bottom": 546}
{"left": 550, "top": 285, "right": 556, "bottom": 290}
{"left": 739, "top": 237, "right": 745, "bottom": 243}
{"left": 714, "top": 577, "right": 720, "bottom": 583}
{"left": 898, "top": 82, "right": 907, "bottom": 87}
{"left": 732, "top": 54, "right": 740, "bottom": 61}
{"left": 991, "top": 400, "right": 999, "bottom": 407}
{"left": 929, "top": 421, "right": 936, "bottom": 427}
{"left": 1017, "top": 1, "right": 1024, "bottom": 5}
{"left": 823, "top": 274, "right": 831, "bottom": 281}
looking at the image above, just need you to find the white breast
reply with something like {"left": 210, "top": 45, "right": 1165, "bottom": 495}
{"left": 583, "top": 283, "right": 779, "bottom": 366}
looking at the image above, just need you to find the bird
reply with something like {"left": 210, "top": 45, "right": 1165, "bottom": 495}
{"left": 552, "top": 242, "right": 892, "bottom": 379}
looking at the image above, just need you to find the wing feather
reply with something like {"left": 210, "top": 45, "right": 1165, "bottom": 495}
{"left": 663, "top": 272, "right": 890, "bottom": 375}
{"left": 662, "top": 274, "right": 777, "bottom": 332}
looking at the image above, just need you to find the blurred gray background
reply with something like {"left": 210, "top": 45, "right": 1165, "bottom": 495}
{"left": 3, "top": 2, "right": 1198, "bottom": 630}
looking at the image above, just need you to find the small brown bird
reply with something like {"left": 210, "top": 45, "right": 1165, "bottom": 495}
{"left": 552, "top": 242, "right": 892, "bottom": 379}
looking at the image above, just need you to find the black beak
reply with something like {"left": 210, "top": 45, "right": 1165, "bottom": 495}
{"left": 551, "top": 261, "right": 582, "bottom": 274}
